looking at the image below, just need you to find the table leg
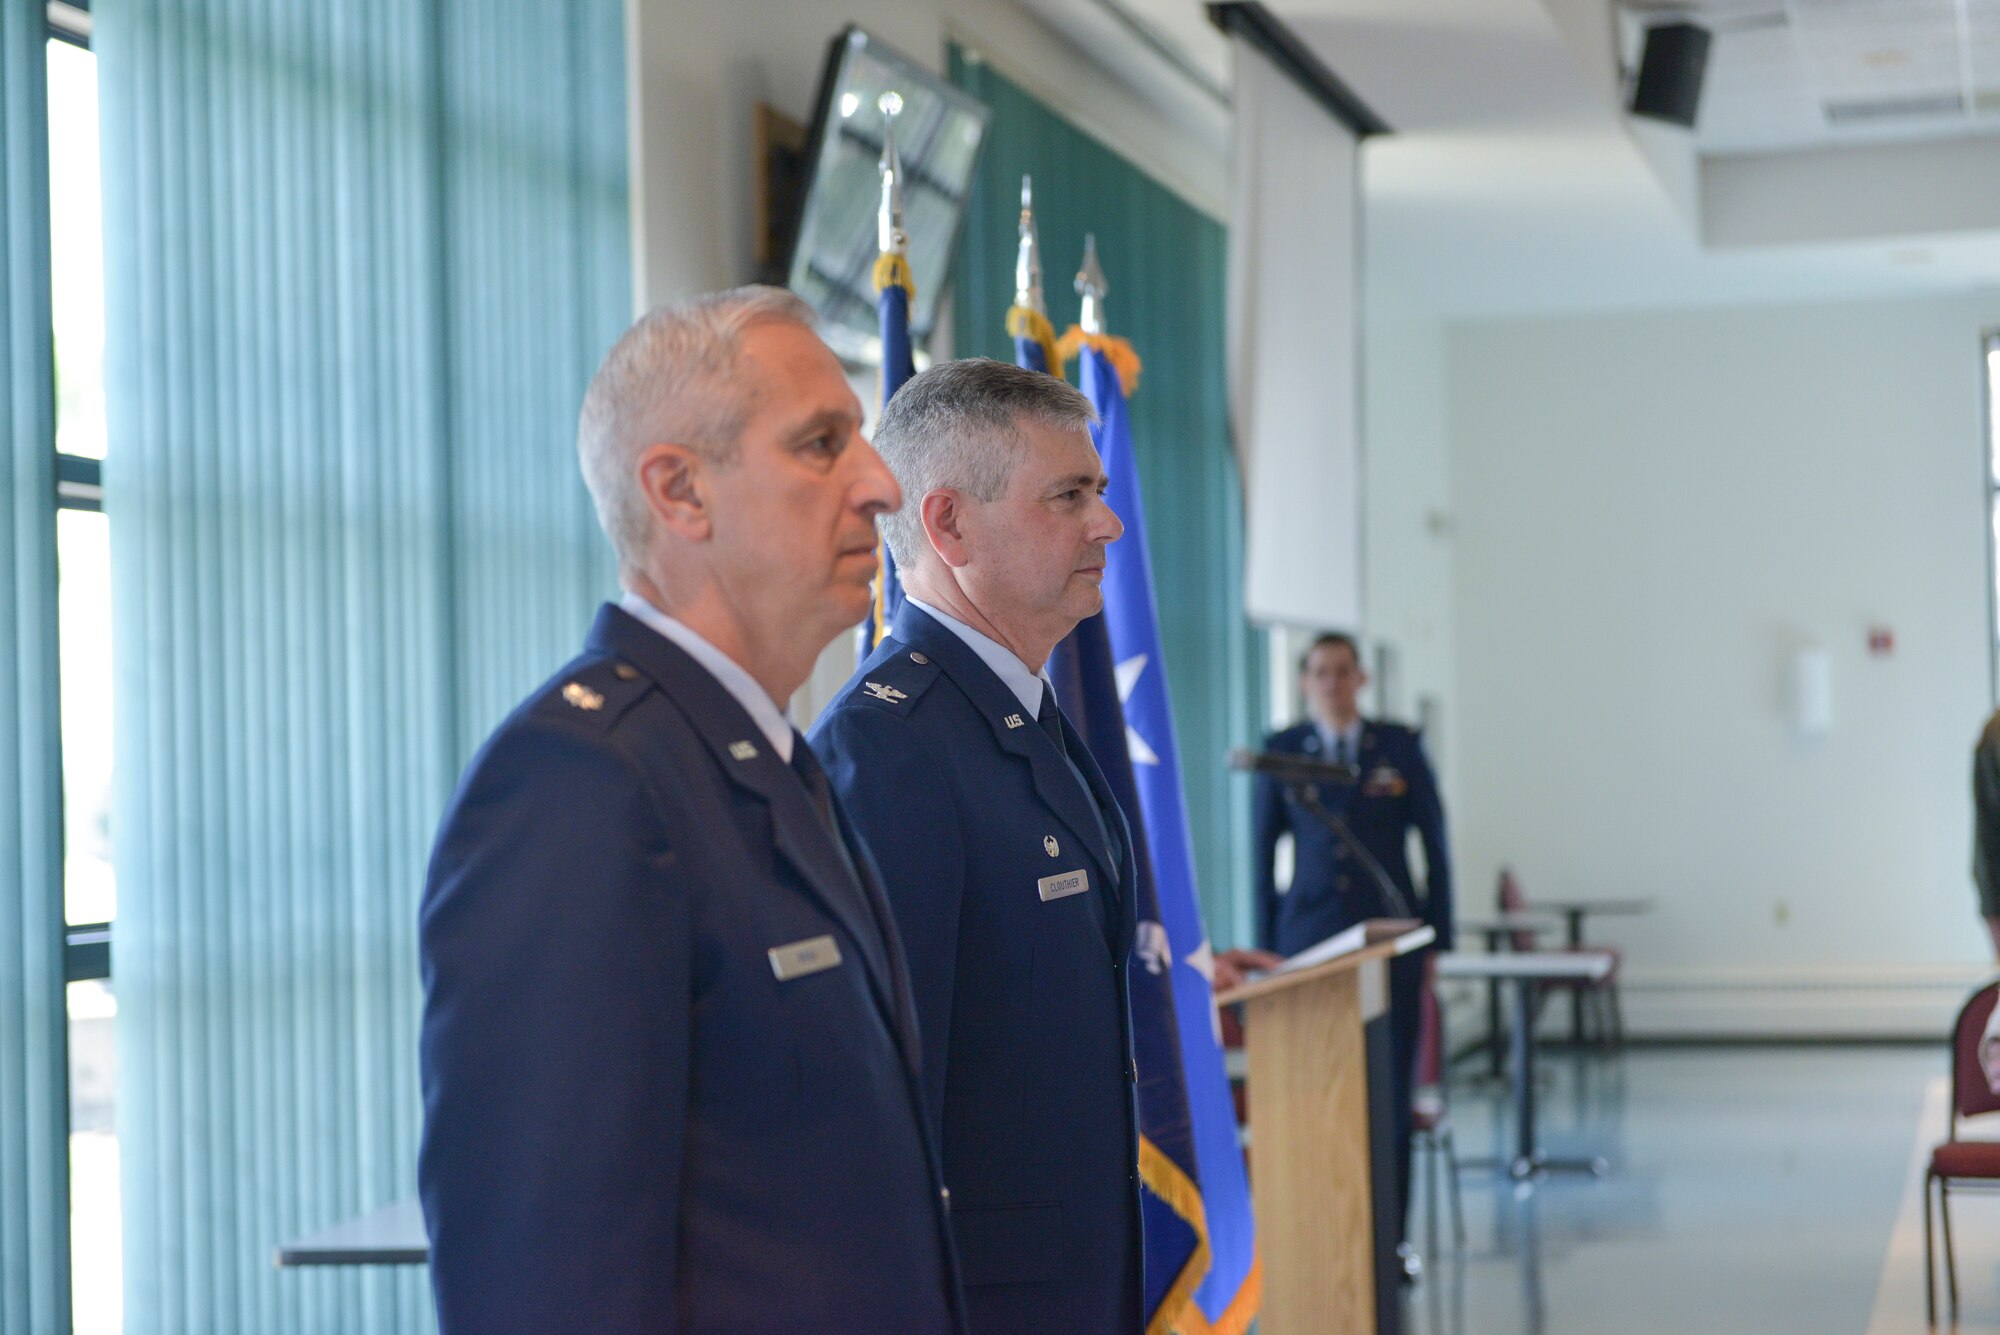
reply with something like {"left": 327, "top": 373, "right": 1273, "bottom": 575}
{"left": 1483, "top": 926, "right": 1507, "bottom": 1079}
{"left": 1511, "top": 976, "right": 1536, "bottom": 1176}
{"left": 1488, "top": 976, "right": 1505, "bottom": 1078}
{"left": 1566, "top": 909, "right": 1586, "bottom": 1046}
{"left": 1506, "top": 975, "right": 1607, "bottom": 1182}
{"left": 1458, "top": 972, "right": 1609, "bottom": 1186}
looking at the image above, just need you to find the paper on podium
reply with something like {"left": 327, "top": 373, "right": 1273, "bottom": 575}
{"left": 1250, "top": 918, "right": 1430, "bottom": 982}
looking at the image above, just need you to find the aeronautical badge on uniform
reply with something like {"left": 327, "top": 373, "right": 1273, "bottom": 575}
{"left": 1363, "top": 765, "right": 1408, "bottom": 797}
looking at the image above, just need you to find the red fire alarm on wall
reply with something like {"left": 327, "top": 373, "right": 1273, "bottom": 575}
{"left": 1868, "top": 626, "right": 1895, "bottom": 656}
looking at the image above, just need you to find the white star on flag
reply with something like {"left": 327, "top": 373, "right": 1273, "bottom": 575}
{"left": 1188, "top": 940, "right": 1226, "bottom": 1045}
{"left": 1115, "top": 653, "right": 1160, "bottom": 766}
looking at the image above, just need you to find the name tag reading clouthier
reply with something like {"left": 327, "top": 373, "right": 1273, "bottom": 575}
{"left": 1038, "top": 868, "right": 1090, "bottom": 902}
{"left": 768, "top": 935, "right": 842, "bottom": 981}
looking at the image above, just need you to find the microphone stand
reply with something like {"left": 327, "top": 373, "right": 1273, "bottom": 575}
{"left": 1283, "top": 779, "right": 1416, "bottom": 922}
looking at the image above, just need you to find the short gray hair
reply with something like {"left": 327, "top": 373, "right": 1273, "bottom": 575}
{"left": 871, "top": 358, "right": 1096, "bottom": 568}
{"left": 576, "top": 285, "right": 817, "bottom": 569}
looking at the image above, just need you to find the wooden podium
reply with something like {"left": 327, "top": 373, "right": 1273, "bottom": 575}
{"left": 1215, "top": 920, "right": 1435, "bottom": 1335}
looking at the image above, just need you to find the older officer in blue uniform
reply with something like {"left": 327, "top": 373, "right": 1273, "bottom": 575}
{"left": 811, "top": 359, "right": 1141, "bottom": 1333}
{"left": 419, "top": 288, "right": 962, "bottom": 1334}
{"left": 1253, "top": 631, "right": 1453, "bottom": 1265}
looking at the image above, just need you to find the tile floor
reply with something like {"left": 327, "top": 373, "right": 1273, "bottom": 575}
{"left": 1402, "top": 1043, "right": 1978, "bottom": 1335}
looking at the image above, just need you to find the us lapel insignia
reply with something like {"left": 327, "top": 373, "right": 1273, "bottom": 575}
{"left": 1004, "top": 713, "right": 1026, "bottom": 729}
{"left": 728, "top": 740, "right": 758, "bottom": 761}
{"left": 1044, "top": 834, "right": 1060, "bottom": 858}
{"left": 862, "top": 681, "right": 907, "bottom": 703}
{"left": 562, "top": 682, "right": 604, "bottom": 711}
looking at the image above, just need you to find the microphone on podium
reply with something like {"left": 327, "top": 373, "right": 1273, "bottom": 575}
{"left": 1226, "top": 747, "right": 1410, "bottom": 918}
{"left": 1226, "top": 748, "right": 1359, "bottom": 786}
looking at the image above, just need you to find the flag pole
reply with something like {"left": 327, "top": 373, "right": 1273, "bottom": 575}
{"left": 1006, "top": 176, "right": 1062, "bottom": 376}
{"left": 865, "top": 92, "right": 915, "bottom": 654}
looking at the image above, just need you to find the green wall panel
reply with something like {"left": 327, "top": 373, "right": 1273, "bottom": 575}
{"left": 950, "top": 50, "right": 1267, "bottom": 947}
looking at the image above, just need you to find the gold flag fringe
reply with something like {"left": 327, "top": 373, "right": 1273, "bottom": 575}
{"left": 1005, "top": 304, "right": 1064, "bottom": 380}
{"left": 872, "top": 251, "right": 915, "bottom": 298}
{"left": 1058, "top": 327, "right": 1142, "bottom": 396}
{"left": 1139, "top": 1134, "right": 1213, "bottom": 1335}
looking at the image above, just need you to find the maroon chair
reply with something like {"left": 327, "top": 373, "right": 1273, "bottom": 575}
{"left": 1411, "top": 981, "right": 1466, "bottom": 1257}
{"left": 1926, "top": 980, "right": 2000, "bottom": 1325}
{"left": 1498, "top": 867, "right": 1624, "bottom": 1046}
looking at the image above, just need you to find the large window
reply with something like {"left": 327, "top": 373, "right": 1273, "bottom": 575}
{"left": 48, "top": 5, "right": 120, "bottom": 1333}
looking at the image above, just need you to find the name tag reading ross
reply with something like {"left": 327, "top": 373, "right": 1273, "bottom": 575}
{"left": 768, "top": 935, "right": 842, "bottom": 981}
{"left": 1038, "top": 868, "right": 1090, "bottom": 902}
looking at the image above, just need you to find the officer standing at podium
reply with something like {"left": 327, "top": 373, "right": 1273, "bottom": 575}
{"left": 1252, "top": 631, "right": 1454, "bottom": 1267}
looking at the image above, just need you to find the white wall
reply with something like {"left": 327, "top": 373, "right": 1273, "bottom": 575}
{"left": 1362, "top": 314, "right": 1460, "bottom": 799}
{"left": 1256, "top": 313, "right": 1461, "bottom": 762}
{"left": 1445, "top": 295, "right": 1999, "bottom": 1035}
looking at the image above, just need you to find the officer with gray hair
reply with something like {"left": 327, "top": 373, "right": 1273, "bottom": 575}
{"left": 421, "top": 286, "right": 963, "bottom": 1334}
{"left": 811, "top": 357, "right": 1144, "bottom": 1333}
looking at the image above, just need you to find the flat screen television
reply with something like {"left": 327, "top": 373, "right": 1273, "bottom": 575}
{"left": 787, "top": 26, "right": 991, "bottom": 366}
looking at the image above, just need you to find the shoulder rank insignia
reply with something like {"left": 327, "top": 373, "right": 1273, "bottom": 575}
{"left": 562, "top": 682, "right": 604, "bottom": 711}
{"left": 728, "top": 740, "right": 758, "bottom": 761}
{"left": 1004, "top": 713, "right": 1025, "bottom": 729}
{"left": 862, "top": 681, "right": 908, "bottom": 703}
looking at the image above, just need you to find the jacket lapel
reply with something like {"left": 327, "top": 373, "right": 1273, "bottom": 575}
{"left": 834, "top": 802, "right": 927, "bottom": 1068}
{"left": 588, "top": 606, "right": 900, "bottom": 1022}
{"left": 893, "top": 605, "right": 1122, "bottom": 897}
{"left": 1055, "top": 709, "right": 1138, "bottom": 954}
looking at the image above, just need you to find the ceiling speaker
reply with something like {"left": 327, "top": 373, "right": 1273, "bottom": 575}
{"left": 1630, "top": 21, "right": 1712, "bottom": 128}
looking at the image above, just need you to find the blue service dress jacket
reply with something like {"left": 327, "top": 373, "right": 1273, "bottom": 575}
{"left": 418, "top": 604, "right": 962, "bottom": 1335}
{"left": 810, "top": 602, "right": 1144, "bottom": 1334}
{"left": 1253, "top": 719, "right": 1455, "bottom": 957}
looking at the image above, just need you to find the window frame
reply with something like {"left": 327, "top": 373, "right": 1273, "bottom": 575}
{"left": 49, "top": 0, "right": 107, "bottom": 983}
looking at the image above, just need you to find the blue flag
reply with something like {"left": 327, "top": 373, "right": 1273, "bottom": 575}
{"left": 1059, "top": 339, "right": 1261, "bottom": 1334}
{"left": 863, "top": 266, "right": 915, "bottom": 656}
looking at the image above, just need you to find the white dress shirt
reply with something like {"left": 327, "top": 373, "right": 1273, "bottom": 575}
{"left": 618, "top": 590, "right": 794, "bottom": 762}
{"left": 1315, "top": 718, "right": 1363, "bottom": 765}
{"left": 905, "top": 596, "right": 1053, "bottom": 717}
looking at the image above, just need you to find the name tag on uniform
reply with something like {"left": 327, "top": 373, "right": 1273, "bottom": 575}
{"left": 768, "top": 935, "right": 842, "bottom": 981}
{"left": 1038, "top": 868, "right": 1091, "bottom": 902}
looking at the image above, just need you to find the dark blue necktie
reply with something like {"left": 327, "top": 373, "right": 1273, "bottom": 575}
{"left": 1036, "top": 685, "right": 1066, "bottom": 758}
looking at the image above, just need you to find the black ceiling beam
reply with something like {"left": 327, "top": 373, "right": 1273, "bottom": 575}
{"left": 1206, "top": 2, "right": 1391, "bottom": 139}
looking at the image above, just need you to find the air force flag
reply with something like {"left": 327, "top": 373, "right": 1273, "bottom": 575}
{"left": 1073, "top": 333, "right": 1261, "bottom": 1334}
